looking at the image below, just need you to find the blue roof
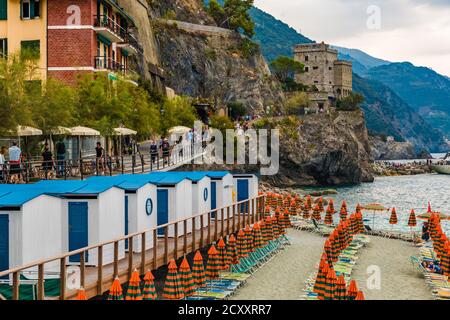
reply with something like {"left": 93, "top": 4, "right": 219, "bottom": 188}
{"left": 0, "top": 189, "right": 49, "bottom": 207}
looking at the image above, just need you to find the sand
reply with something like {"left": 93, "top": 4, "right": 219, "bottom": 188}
{"left": 231, "top": 229, "right": 433, "bottom": 300}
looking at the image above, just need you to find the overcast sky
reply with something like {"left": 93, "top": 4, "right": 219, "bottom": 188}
{"left": 254, "top": 0, "right": 450, "bottom": 77}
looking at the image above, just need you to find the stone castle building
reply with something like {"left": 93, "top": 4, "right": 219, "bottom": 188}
{"left": 294, "top": 42, "right": 352, "bottom": 111}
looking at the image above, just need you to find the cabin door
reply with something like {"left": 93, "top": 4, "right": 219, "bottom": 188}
{"left": 237, "top": 179, "right": 249, "bottom": 213}
{"left": 157, "top": 190, "right": 169, "bottom": 236}
{"left": 211, "top": 182, "right": 217, "bottom": 219}
{"left": 0, "top": 215, "right": 9, "bottom": 277}
{"left": 125, "top": 195, "right": 129, "bottom": 250}
{"left": 68, "top": 202, "right": 89, "bottom": 263}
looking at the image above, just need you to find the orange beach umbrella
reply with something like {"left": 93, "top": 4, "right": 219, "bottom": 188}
{"left": 142, "top": 270, "right": 157, "bottom": 300}
{"left": 192, "top": 251, "right": 206, "bottom": 288}
{"left": 125, "top": 269, "right": 143, "bottom": 300}
{"left": 108, "top": 276, "right": 124, "bottom": 300}
{"left": 76, "top": 287, "right": 87, "bottom": 300}
{"left": 163, "top": 260, "right": 184, "bottom": 300}
{"left": 179, "top": 257, "right": 197, "bottom": 297}
{"left": 206, "top": 245, "right": 221, "bottom": 280}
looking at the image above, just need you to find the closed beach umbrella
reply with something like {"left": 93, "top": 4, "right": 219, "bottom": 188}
{"left": 142, "top": 270, "right": 157, "bottom": 300}
{"left": 340, "top": 201, "right": 348, "bottom": 221}
{"left": 179, "top": 257, "right": 197, "bottom": 297}
{"left": 163, "top": 260, "right": 184, "bottom": 300}
{"left": 252, "top": 222, "right": 263, "bottom": 248}
{"left": 408, "top": 209, "right": 417, "bottom": 227}
{"left": 271, "top": 216, "right": 280, "bottom": 238}
{"left": 76, "top": 287, "right": 87, "bottom": 300}
{"left": 125, "top": 269, "right": 143, "bottom": 300}
{"left": 217, "top": 237, "right": 229, "bottom": 270}
{"left": 347, "top": 280, "right": 358, "bottom": 300}
{"left": 226, "top": 234, "right": 240, "bottom": 265}
{"left": 192, "top": 251, "right": 207, "bottom": 288}
{"left": 324, "top": 240, "right": 333, "bottom": 265}
{"left": 335, "top": 275, "right": 347, "bottom": 300}
{"left": 355, "top": 203, "right": 362, "bottom": 214}
{"left": 244, "top": 225, "right": 255, "bottom": 252}
{"left": 236, "top": 229, "right": 248, "bottom": 258}
{"left": 265, "top": 205, "right": 271, "bottom": 218}
{"left": 324, "top": 205, "right": 334, "bottom": 225}
{"left": 303, "top": 205, "right": 311, "bottom": 219}
{"left": 108, "top": 276, "right": 124, "bottom": 300}
{"left": 317, "top": 262, "right": 330, "bottom": 300}
{"left": 441, "top": 242, "right": 450, "bottom": 277}
{"left": 318, "top": 197, "right": 324, "bottom": 212}
{"left": 328, "top": 199, "right": 335, "bottom": 213}
{"left": 355, "top": 291, "right": 365, "bottom": 300}
{"left": 206, "top": 245, "right": 221, "bottom": 280}
{"left": 313, "top": 256, "right": 327, "bottom": 296}
{"left": 389, "top": 208, "right": 398, "bottom": 225}
{"left": 324, "top": 268, "right": 337, "bottom": 300}
{"left": 265, "top": 216, "right": 274, "bottom": 241}
{"left": 312, "top": 204, "right": 322, "bottom": 221}
{"left": 259, "top": 220, "right": 268, "bottom": 246}
{"left": 305, "top": 195, "right": 312, "bottom": 210}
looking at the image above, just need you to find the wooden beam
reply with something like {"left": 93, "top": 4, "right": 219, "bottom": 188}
{"left": 141, "top": 233, "right": 146, "bottom": 274}
{"left": 37, "top": 264, "right": 44, "bottom": 300}
{"left": 97, "top": 246, "right": 103, "bottom": 295}
{"left": 12, "top": 272, "right": 19, "bottom": 300}
{"left": 59, "top": 258, "right": 66, "bottom": 300}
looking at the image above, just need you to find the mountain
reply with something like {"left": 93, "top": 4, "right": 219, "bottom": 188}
{"left": 332, "top": 46, "right": 389, "bottom": 72}
{"left": 365, "top": 63, "right": 450, "bottom": 138}
{"left": 353, "top": 74, "right": 447, "bottom": 152}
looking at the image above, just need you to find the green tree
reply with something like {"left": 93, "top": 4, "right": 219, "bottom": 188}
{"left": 160, "top": 96, "right": 198, "bottom": 135}
{"left": 336, "top": 92, "right": 365, "bottom": 111}
{"left": 210, "top": 114, "right": 234, "bottom": 135}
{"left": 207, "top": 0, "right": 255, "bottom": 37}
{"left": 270, "top": 56, "right": 304, "bottom": 85}
{"left": 283, "top": 91, "right": 309, "bottom": 115}
{"left": 227, "top": 101, "right": 246, "bottom": 120}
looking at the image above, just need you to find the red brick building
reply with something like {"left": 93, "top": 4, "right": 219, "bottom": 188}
{"left": 47, "top": 0, "right": 141, "bottom": 84}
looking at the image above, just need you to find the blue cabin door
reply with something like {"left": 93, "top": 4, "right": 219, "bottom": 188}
{"left": 68, "top": 202, "right": 89, "bottom": 263}
{"left": 124, "top": 196, "right": 129, "bottom": 250}
{"left": 0, "top": 215, "right": 9, "bottom": 278}
{"left": 211, "top": 182, "right": 217, "bottom": 219}
{"left": 157, "top": 190, "right": 169, "bottom": 236}
{"left": 237, "top": 179, "right": 249, "bottom": 213}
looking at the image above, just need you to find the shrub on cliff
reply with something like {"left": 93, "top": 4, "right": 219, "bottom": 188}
{"left": 283, "top": 92, "right": 309, "bottom": 115}
{"left": 206, "top": 0, "right": 255, "bottom": 37}
{"left": 336, "top": 92, "right": 364, "bottom": 111}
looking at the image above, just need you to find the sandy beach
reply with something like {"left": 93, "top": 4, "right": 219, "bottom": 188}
{"left": 231, "top": 229, "right": 433, "bottom": 300}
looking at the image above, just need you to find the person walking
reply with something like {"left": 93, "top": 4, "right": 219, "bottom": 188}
{"left": 95, "top": 142, "right": 105, "bottom": 174}
{"left": 150, "top": 140, "right": 158, "bottom": 165}
{"left": 8, "top": 142, "right": 22, "bottom": 182}
{"left": 55, "top": 140, "right": 66, "bottom": 177}
{"left": 42, "top": 143, "right": 54, "bottom": 179}
{"left": 161, "top": 138, "right": 171, "bottom": 166}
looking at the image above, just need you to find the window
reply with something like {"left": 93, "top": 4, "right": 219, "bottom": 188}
{"left": 305, "top": 56, "right": 309, "bottom": 62}
{"left": 21, "top": 40, "right": 40, "bottom": 59}
{"left": 314, "top": 81, "right": 319, "bottom": 84}
{"left": 21, "top": 0, "right": 40, "bottom": 20}
{"left": 0, "top": 39, "right": 7, "bottom": 58}
{"left": 0, "top": 0, "right": 7, "bottom": 20}
{"left": 313, "top": 66, "right": 319, "bottom": 70}
{"left": 329, "top": 67, "right": 332, "bottom": 71}
{"left": 305, "top": 67, "right": 309, "bottom": 72}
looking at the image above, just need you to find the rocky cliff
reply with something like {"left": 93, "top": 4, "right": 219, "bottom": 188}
{"left": 369, "top": 135, "right": 416, "bottom": 160}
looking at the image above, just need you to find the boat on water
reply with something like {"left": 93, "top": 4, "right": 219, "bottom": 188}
{"left": 430, "top": 153, "right": 450, "bottom": 174}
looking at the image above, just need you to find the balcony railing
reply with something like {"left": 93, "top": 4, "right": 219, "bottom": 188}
{"left": 94, "top": 56, "right": 126, "bottom": 73}
{"left": 94, "top": 15, "right": 127, "bottom": 40}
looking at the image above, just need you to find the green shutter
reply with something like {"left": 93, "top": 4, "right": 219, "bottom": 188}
{"left": 0, "top": 0, "right": 7, "bottom": 20}
{"left": 97, "top": 34, "right": 111, "bottom": 46}
{"left": 30, "top": 0, "right": 34, "bottom": 18}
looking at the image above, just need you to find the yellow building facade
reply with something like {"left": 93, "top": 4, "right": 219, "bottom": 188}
{"left": 0, "top": 0, "right": 47, "bottom": 80}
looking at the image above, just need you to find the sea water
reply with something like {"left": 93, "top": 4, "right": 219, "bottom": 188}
{"left": 300, "top": 173, "right": 450, "bottom": 235}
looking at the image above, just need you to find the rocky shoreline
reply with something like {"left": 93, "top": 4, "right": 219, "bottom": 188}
{"left": 371, "top": 161, "right": 432, "bottom": 176}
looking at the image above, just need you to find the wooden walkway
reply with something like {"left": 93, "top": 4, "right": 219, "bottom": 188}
{"left": 0, "top": 197, "right": 264, "bottom": 300}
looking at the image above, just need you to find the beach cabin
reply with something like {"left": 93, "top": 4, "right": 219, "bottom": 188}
{"left": 0, "top": 189, "right": 63, "bottom": 277}
{"left": 233, "top": 174, "right": 259, "bottom": 213}
{"left": 55, "top": 182, "right": 126, "bottom": 266}
{"left": 204, "top": 171, "right": 234, "bottom": 220}
{"left": 87, "top": 175, "right": 158, "bottom": 253}
{"left": 147, "top": 173, "right": 193, "bottom": 237}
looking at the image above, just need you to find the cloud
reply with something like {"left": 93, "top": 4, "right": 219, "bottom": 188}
{"left": 254, "top": 0, "right": 450, "bottom": 76}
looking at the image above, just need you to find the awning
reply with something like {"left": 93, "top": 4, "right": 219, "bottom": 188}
{"left": 114, "top": 127, "right": 137, "bottom": 136}
{"left": 69, "top": 126, "right": 101, "bottom": 136}
{"left": 16, "top": 126, "right": 43, "bottom": 137}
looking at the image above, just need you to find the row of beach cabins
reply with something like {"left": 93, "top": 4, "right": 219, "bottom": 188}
{"left": 0, "top": 171, "right": 259, "bottom": 279}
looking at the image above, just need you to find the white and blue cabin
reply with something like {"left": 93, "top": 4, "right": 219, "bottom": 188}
{"left": 87, "top": 175, "right": 158, "bottom": 253}
{"left": 0, "top": 187, "right": 63, "bottom": 277}
{"left": 232, "top": 174, "right": 259, "bottom": 213}
{"left": 147, "top": 173, "right": 193, "bottom": 237}
{"left": 203, "top": 171, "right": 234, "bottom": 220}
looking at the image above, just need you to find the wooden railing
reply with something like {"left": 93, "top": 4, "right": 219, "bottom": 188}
{"left": 0, "top": 195, "right": 266, "bottom": 300}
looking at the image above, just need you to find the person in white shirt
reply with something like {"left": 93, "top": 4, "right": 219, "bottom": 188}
{"left": 8, "top": 142, "right": 22, "bottom": 179}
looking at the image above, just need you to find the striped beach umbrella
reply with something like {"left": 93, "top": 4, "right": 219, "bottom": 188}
{"left": 163, "top": 260, "right": 184, "bottom": 300}
{"left": 206, "top": 245, "right": 221, "bottom": 280}
{"left": 264, "top": 205, "right": 271, "bottom": 218}
{"left": 271, "top": 216, "right": 280, "bottom": 238}
{"left": 252, "top": 222, "right": 264, "bottom": 248}
{"left": 217, "top": 237, "right": 229, "bottom": 270}
{"left": 108, "top": 276, "right": 124, "bottom": 300}
{"left": 142, "top": 270, "right": 157, "bottom": 300}
{"left": 340, "top": 201, "right": 348, "bottom": 221}
{"left": 356, "top": 203, "right": 362, "bottom": 214}
{"left": 389, "top": 207, "right": 398, "bottom": 225}
{"left": 226, "top": 234, "right": 240, "bottom": 265}
{"left": 335, "top": 275, "right": 347, "bottom": 300}
{"left": 324, "top": 205, "right": 334, "bottom": 225}
{"left": 259, "top": 220, "right": 268, "bottom": 247}
{"left": 313, "top": 257, "right": 327, "bottom": 296}
{"left": 192, "top": 251, "right": 206, "bottom": 288}
{"left": 236, "top": 229, "right": 248, "bottom": 258}
{"left": 346, "top": 280, "right": 358, "bottom": 300}
{"left": 328, "top": 199, "right": 335, "bottom": 214}
{"left": 179, "top": 257, "right": 197, "bottom": 297}
{"left": 244, "top": 225, "right": 255, "bottom": 253}
{"left": 324, "top": 268, "right": 337, "bottom": 300}
{"left": 318, "top": 197, "right": 324, "bottom": 212}
{"left": 317, "top": 262, "right": 330, "bottom": 300}
{"left": 441, "top": 242, "right": 450, "bottom": 277}
{"left": 125, "top": 269, "right": 143, "bottom": 300}
{"left": 324, "top": 240, "right": 333, "bottom": 265}
{"left": 289, "top": 200, "right": 297, "bottom": 215}
{"left": 302, "top": 205, "right": 311, "bottom": 219}
{"left": 408, "top": 209, "right": 417, "bottom": 227}
{"left": 265, "top": 216, "right": 274, "bottom": 241}
{"left": 312, "top": 204, "right": 322, "bottom": 221}
{"left": 355, "top": 291, "right": 365, "bottom": 300}
{"left": 76, "top": 287, "right": 87, "bottom": 300}
{"left": 305, "top": 195, "right": 312, "bottom": 210}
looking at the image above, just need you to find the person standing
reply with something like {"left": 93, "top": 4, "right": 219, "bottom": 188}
{"left": 161, "top": 138, "right": 171, "bottom": 166}
{"left": 0, "top": 146, "right": 6, "bottom": 182}
{"left": 42, "top": 143, "right": 53, "bottom": 179}
{"left": 55, "top": 140, "right": 66, "bottom": 177}
{"left": 95, "top": 142, "right": 105, "bottom": 174}
{"left": 8, "top": 142, "right": 21, "bottom": 182}
{"left": 150, "top": 140, "right": 158, "bottom": 165}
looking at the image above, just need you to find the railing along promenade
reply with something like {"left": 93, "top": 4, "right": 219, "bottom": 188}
{"left": 0, "top": 195, "right": 265, "bottom": 300}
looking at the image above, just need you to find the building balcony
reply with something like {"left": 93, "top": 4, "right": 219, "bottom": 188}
{"left": 94, "top": 15, "right": 126, "bottom": 43}
{"left": 94, "top": 56, "right": 126, "bottom": 73}
{"left": 117, "top": 33, "right": 142, "bottom": 55}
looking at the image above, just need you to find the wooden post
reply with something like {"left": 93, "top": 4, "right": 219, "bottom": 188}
{"left": 208, "top": 213, "right": 211, "bottom": 244}
{"left": 192, "top": 217, "right": 196, "bottom": 252}
{"left": 214, "top": 210, "right": 218, "bottom": 241}
{"left": 174, "top": 223, "right": 178, "bottom": 260}
{"left": 114, "top": 241, "right": 119, "bottom": 277}
{"left": 237, "top": 203, "right": 241, "bottom": 230}
{"left": 37, "top": 264, "right": 44, "bottom": 300}
{"left": 59, "top": 258, "right": 66, "bottom": 300}
{"left": 12, "top": 272, "right": 19, "bottom": 300}
{"left": 141, "top": 233, "right": 146, "bottom": 274}
{"left": 153, "top": 229, "right": 157, "bottom": 270}
{"left": 183, "top": 220, "right": 188, "bottom": 255}
{"left": 97, "top": 246, "right": 103, "bottom": 295}
{"left": 80, "top": 252, "right": 86, "bottom": 288}
{"left": 233, "top": 205, "right": 236, "bottom": 233}
{"left": 164, "top": 227, "right": 168, "bottom": 265}
{"left": 200, "top": 215, "right": 204, "bottom": 247}
{"left": 221, "top": 208, "right": 225, "bottom": 238}
{"left": 252, "top": 199, "right": 256, "bottom": 223}
{"left": 227, "top": 207, "right": 230, "bottom": 235}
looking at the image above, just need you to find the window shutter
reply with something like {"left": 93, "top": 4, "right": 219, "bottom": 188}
{"left": 20, "top": 0, "right": 23, "bottom": 19}
{"left": 0, "top": 0, "right": 7, "bottom": 20}
{"left": 30, "top": 0, "right": 34, "bottom": 19}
